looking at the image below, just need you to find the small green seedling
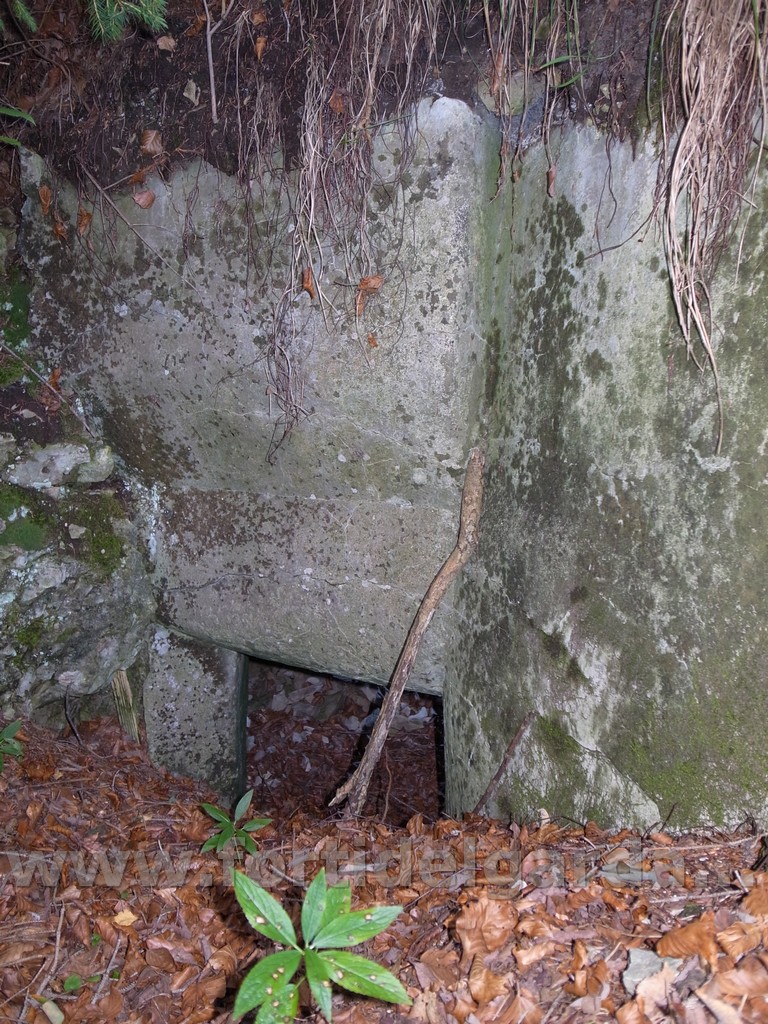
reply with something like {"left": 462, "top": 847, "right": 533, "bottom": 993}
{"left": 200, "top": 789, "right": 270, "bottom": 860}
{"left": 232, "top": 867, "right": 412, "bottom": 1024}
{"left": 62, "top": 973, "right": 102, "bottom": 993}
{"left": 0, "top": 720, "right": 23, "bottom": 772}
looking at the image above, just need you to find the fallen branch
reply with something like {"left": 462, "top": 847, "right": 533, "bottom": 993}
{"left": 472, "top": 711, "right": 536, "bottom": 816}
{"left": 330, "top": 446, "right": 486, "bottom": 816}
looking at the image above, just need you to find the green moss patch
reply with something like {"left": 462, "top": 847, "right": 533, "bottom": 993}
{"left": 0, "top": 483, "right": 51, "bottom": 550}
{"left": 0, "top": 482, "right": 126, "bottom": 572}
{"left": 59, "top": 492, "right": 125, "bottom": 573}
{"left": 0, "top": 268, "right": 33, "bottom": 387}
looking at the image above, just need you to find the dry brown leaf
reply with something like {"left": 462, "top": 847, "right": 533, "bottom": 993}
{"left": 359, "top": 273, "right": 384, "bottom": 294}
{"left": 184, "top": 13, "right": 206, "bottom": 36}
{"left": 156, "top": 34, "right": 176, "bottom": 51}
{"left": 414, "top": 947, "right": 461, "bottom": 990}
{"left": 113, "top": 907, "right": 138, "bottom": 927}
{"left": 38, "top": 184, "right": 52, "bottom": 216}
{"left": 355, "top": 273, "right": 384, "bottom": 316}
{"left": 302, "top": 267, "right": 316, "bottom": 301}
{"left": 715, "top": 955, "right": 768, "bottom": 996}
{"left": 743, "top": 875, "right": 768, "bottom": 918}
{"left": 716, "top": 921, "right": 762, "bottom": 960}
{"left": 496, "top": 986, "right": 542, "bottom": 1024}
{"left": 133, "top": 189, "right": 156, "bottom": 209}
{"left": 446, "top": 987, "right": 478, "bottom": 1024}
{"left": 453, "top": 895, "right": 518, "bottom": 969}
{"left": 93, "top": 988, "right": 123, "bottom": 1017}
{"left": 367, "top": 332, "right": 378, "bottom": 347}
{"left": 514, "top": 940, "right": 561, "bottom": 970}
{"left": 52, "top": 213, "right": 68, "bottom": 242}
{"left": 561, "top": 882, "right": 604, "bottom": 912}
{"left": 329, "top": 87, "right": 345, "bottom": 114}
{"left": 516, "top": 916, "right": 557, "bottom": 940}
{"left": 171, "top": 963, "right": 199, "bottom": 990}
{"left": 408, "top": 990, "right": 448, "bottom": 1024}
{"left": 467, "top": 955, "right": 509, "bottom": 1003}
{"left": 146, "top": 945, "right": 176, "bottom": 971}
{"left": 646, "top": 831, "right": 675, "bottom": 846}
{"left": 94, "top": 916, "right": 121, "bottom": 947}
{"left": 615, "top": 1001, "right": 653, "bottom": 1024}
{"left": 0, "top": 942, "right": 36, "bottom": 967}
{"left": 76, "top": 206, "right": 92, "bottom": 237}
{"left": 565, "top": 958, "right": 610, "bottom": 1014}
{"left": 657, "top": 909, "right": 719, "bottom": 968}
{"left": 206, "top": 945, "right": 238, "bottom": 975}
{"left": 546, "top": 164, "right": 557, "bottom": 198}
{"left": 128, "top": 167, "right": 149, "bottom": 185}
{"left": 140, "top": 129, "right": 164, "bottom": 157}
{"left": 694, "top": 983, "right": 744, "bottom": 1024}
{"left": 489, "top": 49, "right": 504, "bottom": 102}
{"left": 251, "top": 8, "right": 267, "bottom": 26}
{"left": 255, "top": 35, "right": 268, "bottom": 60}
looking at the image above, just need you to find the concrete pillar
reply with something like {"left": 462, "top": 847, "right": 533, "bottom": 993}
{"left": 144, "top": 627, "right": 247, "bottom": 805}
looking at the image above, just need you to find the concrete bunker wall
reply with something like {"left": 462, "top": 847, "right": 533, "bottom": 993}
{"left": 12, "top": 100, "right": 768, "bottom": 825}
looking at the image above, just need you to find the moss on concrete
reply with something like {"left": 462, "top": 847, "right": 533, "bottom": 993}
{"left": 0, "top": 483, "right": 52, "bottom": 550}
{"left": 0, "top": 267, "right": 33, "bottom": 386}
{"left": 0, "top": 478, "right": 126, "bottom": 573}
{"left": 59, "top": 492, "right": 125, "bottom": 573}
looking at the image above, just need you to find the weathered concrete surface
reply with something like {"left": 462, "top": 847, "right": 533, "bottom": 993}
{"left": 444, "top": 123, "right": 768, "bottom": 828}
{"left": 14, "top": 97, "right": 768, "bottom": 828}
{"left": 19, "top": 97, "right": 494, "bottom": 692}
{"left": 144, "top": 628, "right": 246, "bottom": 802}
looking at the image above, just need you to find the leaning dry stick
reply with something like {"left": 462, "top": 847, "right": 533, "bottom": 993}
{"left": 472, "top": 711, "right": 535, "bottom": 816}
{"left": 330, "top": 446, "right": 486, "bottom": 816}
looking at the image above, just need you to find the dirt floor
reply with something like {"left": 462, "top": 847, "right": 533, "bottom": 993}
{"left": 2, "top": 710, "right": 768, "bottom": 1024}
{"left": 247, "top": 663, "right": 442, "bottom": 828}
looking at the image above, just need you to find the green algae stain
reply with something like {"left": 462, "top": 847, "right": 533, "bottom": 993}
{"left": 60, "top": 492, "right": 125, "bottom": 574}
{"left": 0, "top": 484, "right": 51, "bottom": 550}
{"left": 0, "top": 268, "right": 33, "bottom": 386}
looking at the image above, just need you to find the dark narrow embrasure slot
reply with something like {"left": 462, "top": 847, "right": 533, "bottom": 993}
{"left": 246, "top": 657, "right": 443, "bottom": 828}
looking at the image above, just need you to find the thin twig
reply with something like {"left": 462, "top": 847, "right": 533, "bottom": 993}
{"left": 0, "top": 340, "right": 94, "bottom": 437}
{"left": 330, "top": 447, "right": 486, "bottom": 816}
{"left": 473, "top": 711, "right": 536, "bottom": 815}
{"left": 79, "top": 165, "right": 204, "bottom": 303}
{"left": 64, "top": 691, "right": 84, "bottom": 748}
{"left": 90, "top": 935, "right": 121, "bottom": 1005}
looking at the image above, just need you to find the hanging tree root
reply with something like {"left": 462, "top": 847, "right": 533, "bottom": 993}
{"left": 329, "top": 446, "right": 486, "bottom": 817}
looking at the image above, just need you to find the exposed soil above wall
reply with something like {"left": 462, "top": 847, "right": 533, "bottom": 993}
{"left": 1, "top": 0, "right": 658, "bottom": 209}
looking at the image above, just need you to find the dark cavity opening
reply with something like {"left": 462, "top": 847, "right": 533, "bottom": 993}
{"left": 246, "top": 658, "right": 444, "bottom": 828}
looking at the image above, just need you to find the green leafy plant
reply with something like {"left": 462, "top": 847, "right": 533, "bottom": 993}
{"left": 0, "top": 0, "right": 37, "bottom": 34}
{"left": 200, "top": 789, "right": 270, "bottom": 860}
{"left": 63, "top": 974, "right": 102, "bottom": 993}
{"left": 0, "top": 105, "right": 35, "bottom": 148}
{"left": 87, "top": 0, "right": 167, "bottom": 41}
{"left": 0, "top": 0, "right": 166, "bottom": 41}
{"left": 232, "top": 867, "right": 412, "bottom": 1024}
{"left": 0, "top": 720, "right": 23, "bottom": 772}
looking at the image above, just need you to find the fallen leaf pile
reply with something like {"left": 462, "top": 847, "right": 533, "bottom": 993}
{"left": 1, "top": 712, "right": 767, "bottom": 1024}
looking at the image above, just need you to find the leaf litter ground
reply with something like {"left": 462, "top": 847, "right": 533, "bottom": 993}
{"left": 2, "top": 677, "right": 768, "bottom": 1024}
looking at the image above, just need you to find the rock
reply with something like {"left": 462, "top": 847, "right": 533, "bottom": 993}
{"left": 4, "top": 442, "right": 91, "bottom": 489}
{"left": 76, "top": 445, "right": 115, "bottom": 483}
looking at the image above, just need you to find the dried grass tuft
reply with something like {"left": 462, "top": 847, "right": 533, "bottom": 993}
{"left": 657, "top": 0, "right": 768, "bottom": 452}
